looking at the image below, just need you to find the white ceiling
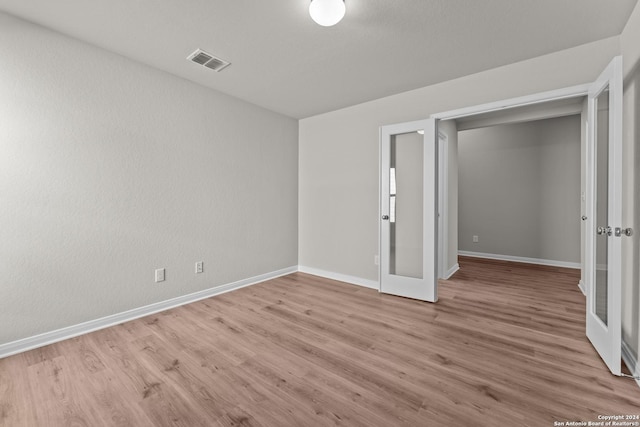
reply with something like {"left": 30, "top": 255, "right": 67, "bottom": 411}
{"left": 0, "top": 0, "right": 637, "bottom": 119}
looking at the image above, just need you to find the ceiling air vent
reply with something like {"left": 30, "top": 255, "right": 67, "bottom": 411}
{"left": 187, "top": 49, "right": 230, "bottom": 72}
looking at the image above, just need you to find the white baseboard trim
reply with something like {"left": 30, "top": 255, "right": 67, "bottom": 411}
{"left": 622, "top": 340, "right": 640, "bottom": 389}
{"left": 458, "top": 251, "right": 581, "bottom": 269}
{"left": 578, "top": 280, "right": 586, "bottom": 296}
{"left": 445, "top": 263, "right": 460, "bottom": 279}
{"left": 298, "top": 266, "right": 379, "bottom": 290}
{"left": 0, "top": 266, "right": 297, "bottom": 360}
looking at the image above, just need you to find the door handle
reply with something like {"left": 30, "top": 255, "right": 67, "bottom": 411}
{"left": 615, "top": 227, "right": 633, "bottom": 237}
{"left": 581, "top": 215, "right": 587, "bottom": 221}
{"left": 382, "top": 215, "right": 389, "bottom": 220}
{"left": 597, "top": 226, "right": 612, "bottom": 236}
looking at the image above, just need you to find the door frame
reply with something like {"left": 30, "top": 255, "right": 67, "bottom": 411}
{"left": 437, "top": 131, "right": 449, "bottom": 280}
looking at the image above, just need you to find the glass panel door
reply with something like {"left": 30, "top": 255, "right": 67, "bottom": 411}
{"left": 586, "top": 56, "right": 622, "bottom": 376}
{"left": 380, "top": 119, "right": 438, "bottom": 302}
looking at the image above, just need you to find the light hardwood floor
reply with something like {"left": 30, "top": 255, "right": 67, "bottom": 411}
{"left": 1, "top": 257, "right": 638, "bottom": 426}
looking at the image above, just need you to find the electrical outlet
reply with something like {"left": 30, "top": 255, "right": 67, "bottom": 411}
{"left": 473, "top": 235, "right": 479, "bottom": 243}
{"left": 195, "top": 261, "right": 203, "bottom": 274}
{"left": 155, "top": 268, "right": 165, "bottom": 282}
{"left": 374, "top": 255, "right": 379, "bottom": 265}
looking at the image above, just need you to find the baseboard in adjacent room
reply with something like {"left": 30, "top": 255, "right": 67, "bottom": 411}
{"left": 0, "top": 266, "right": 298, "bottom": 360}
{"left": 445, "top": 263, "right": 460, "bottom": 279}
{"left": 458, "top": 251, "right": 581, "bottom": 269}
{"left": 622, "top": 340, "right": 640, "bottom": 389}
{"left": 298, "top": 265, "right": 379, "bottom": 290}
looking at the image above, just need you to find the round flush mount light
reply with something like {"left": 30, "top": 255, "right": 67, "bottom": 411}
{"left": 309, "top": 0, "right": 346, "bottom": 27}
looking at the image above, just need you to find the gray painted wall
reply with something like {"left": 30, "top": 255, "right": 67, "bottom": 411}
{"left": 0, "top": 13, "right": 299, "bottom": 345}
{"left": 457, "top": 116, "right": 581, "bottom": 263}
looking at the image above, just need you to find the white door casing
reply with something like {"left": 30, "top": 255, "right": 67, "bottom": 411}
{"left": 438, "top": 131, "right": 449, "bottom": 280}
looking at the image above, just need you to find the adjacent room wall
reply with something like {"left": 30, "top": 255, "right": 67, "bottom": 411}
{"left": 457, "top": 116, "right": 581, "bottom": 265}
{"left": 0, "top": 13, "right": 299, "bottom": 345}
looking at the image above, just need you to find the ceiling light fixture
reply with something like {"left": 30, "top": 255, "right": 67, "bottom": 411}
{"left": 309, "top": 0, "right": 346, "bottom": 27}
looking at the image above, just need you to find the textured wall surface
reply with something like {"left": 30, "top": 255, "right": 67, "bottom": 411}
{"left": 0, "top": 13, "right": 298, "bottom": 344}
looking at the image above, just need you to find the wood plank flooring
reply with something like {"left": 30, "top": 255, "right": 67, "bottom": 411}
{"left": 1, "top": 257, "right": 639, "bottom": 426}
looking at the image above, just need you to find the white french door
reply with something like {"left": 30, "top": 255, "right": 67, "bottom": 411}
{"left": 585, "top": 56, "right": 623, "bottom": 376}
{"left": 379, "top": 119, "right": 438, "bottom": 302}
{"left": 375, "top": 55, "right": 624, "bottom": 375}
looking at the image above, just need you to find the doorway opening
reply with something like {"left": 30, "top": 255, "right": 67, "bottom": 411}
{"left": 440, "top": 98, "right": 586, "bottom": 285}
{"left": 457, "top": 115, "right": 582, "bottom": 273}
